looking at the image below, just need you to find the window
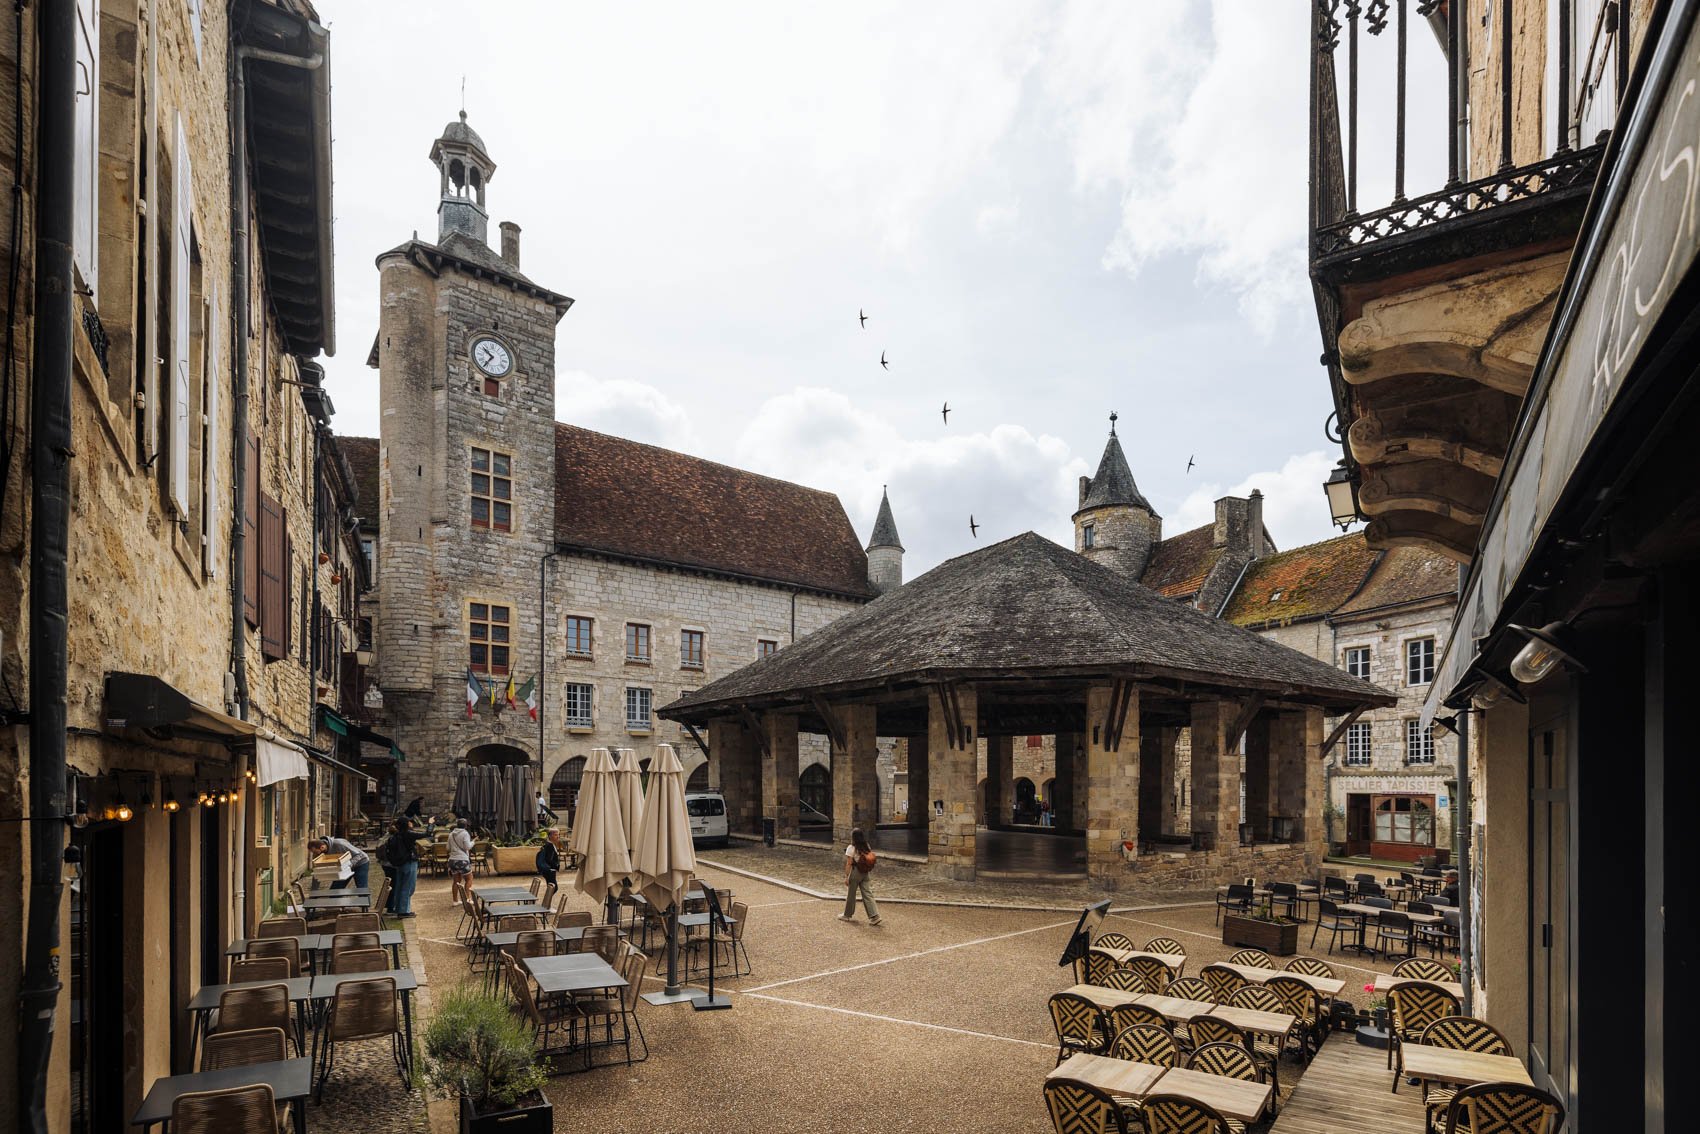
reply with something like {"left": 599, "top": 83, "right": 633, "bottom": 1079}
{"left": 168, "top": 113, "right": 194, "bottom": 514}
{"left": 757, "top": 638, "right": 778, "bottom": 659}
{"left": 360, "top": 537, "right": 375, "bottom": 584}
{"left": 625, "top": 623, "right": 651, "bottom": 663}
{"left": 565, "top": 616, "right": 593, "bottom": 658}
{"left": 1343, "top": 721, "right": 1372, "bottom": 767}
{"left": 1082, "top": 523, "right": 1095, "bottom": 549}
{"left": 1405, "top": 720, "right": 1435, "bottom": 765}
{"left": 624, "top": 687, "right": 652, "bottom": 731}
{"left": 482, "top": 374, "right": 501, "bottom": 397}
{"left": 469, "top": 602, "right": 511, "bottom": 675}
{"left": 258, "top": 494, "right": 290, "bottom": 662}
{"left": 680, "top": 629, "right": 704, "bottom": 669}
{"left": 1406, "top": 638, "right": 1435, "bottom": 685}
{"left": 72, "top": 0, "right": 99, "bottom": 294}
{"left": 470, "top": 447, "right": 513, "bottom": 531}
{"left": 1027, "top": 735, "right": 1043, "bottom": 749}
{"left": 686, "top": 797, "right": 725, "bottom": 818}
{"left": 1372, "top": 795, "right": 1435, "bottom": 846}
{"left": 563, "top": 683, "right": 593, "bottom": 728}
{"left": 1343, "top": 646, "right": 1370, "bottom": 680}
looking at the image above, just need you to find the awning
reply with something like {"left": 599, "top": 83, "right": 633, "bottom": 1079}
{"left": 305, "top": 745, "right": 371, "bottom": 783}
{"left": 319, "top": 706, "right": 404, "bottom": 761}
{"left": 1426, "top": 4, "right": 1700, "bottom": 722}
{"left": 256, "top": 736, "right": 310, "bottom": 787}
{"left": 104, "top": 672, "right": 257, "bottom": 743}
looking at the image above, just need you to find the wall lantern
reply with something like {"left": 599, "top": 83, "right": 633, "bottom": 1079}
{"left": 1323, "top": 460, "right": 1361, "bottom": 529}
{"left": 1507, "top": 622, "right": 1588, "bottom": 685}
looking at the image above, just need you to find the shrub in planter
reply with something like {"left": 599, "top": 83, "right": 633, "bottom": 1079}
{"left": 422, "top": 985, "right": 551, "bottom": 1134}
{"left": 1221, "top": 911, "right": 1300, "bottom": 955}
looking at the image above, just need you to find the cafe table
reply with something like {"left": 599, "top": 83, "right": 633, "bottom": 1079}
{"left": 1374, "top": 972, "right": 1465, "bottom": 999}
{"left": 1131, "top": 993, "right": 1218, "bottom": 1023}
{"left": 1094, "top": 947, "right": 1186, "bottom": 970}
{"left": 185, "top": 976, "right": 315, "bottom": 1063}
{"left": 523, "top": 952, "right": 627, "bottom": 996}
{"left": 1151, "top": 1065, "right": 1274, "bottom": 1123}
{"left": 1048, "top": 1053, "right": 1166, "bottom": 1098}
{"left": 474, "top": 886, "right": 541, "bottom": 905}
{"left": 131, "top": 1057, "right": 310, "bottom": 1133}
{"left": 1060, "top": 982, "right": 1147, "bottom": 1011}
{"left": 1400, "top": 1043, "right": 1534, "bottom": 1088}
{"left": 227, "top": 929, "right": 405, "bottom": 970}
{"left": 299, "top": 892, "right": 371, "bottom": 912}
{"left": 484, "top": 924, "right": 613, "bottom": 952}
{"left": 309, "top": 969, "right": 419, "bottom": 1079}
{"left": 1214, "top": 961, "right": 1345, "bottom": 997}
{"left": 1208, "top": 1003, "right": 1298, "bottom": 1039}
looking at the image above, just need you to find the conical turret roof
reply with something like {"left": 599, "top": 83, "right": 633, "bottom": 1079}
{"left": 1076, "top": 432, "right": 1153, "bottom": 515}
{"left": 867, "top": 489, "right": 903, "bottom": 551}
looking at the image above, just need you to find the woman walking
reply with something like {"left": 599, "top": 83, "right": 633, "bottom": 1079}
{"left": 838, "top": 827, "right": 881, "bottom": 925}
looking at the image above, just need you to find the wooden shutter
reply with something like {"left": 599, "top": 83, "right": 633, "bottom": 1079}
{"left": 259, "top": 492, "right": 284, "bottom": 660}
{"left": 202, "top": 288, "right": 220, "bottom": 577}
{"left": 72, "top": 0, "right": 98, "bottom": 293}
{"left": 282, "top": 530, "right": 293, "bottom": 659}
{"left": 244, "top": 429, "right": 260, "bottom": 625}
{"left": 169, "top": 112, "right": 193, "bottom": 512}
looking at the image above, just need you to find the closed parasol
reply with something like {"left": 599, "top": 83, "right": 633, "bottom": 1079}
{"left": 571, "top": 748, "right": 631, "bottom": 906}
{"left": 612, "top": 747, "right": 645, "bottom": 857}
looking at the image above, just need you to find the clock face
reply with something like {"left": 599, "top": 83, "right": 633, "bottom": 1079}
{"left": 471, "top": 337, "right": 514, "bottom": 377}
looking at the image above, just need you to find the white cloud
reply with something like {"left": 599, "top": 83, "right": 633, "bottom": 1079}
{"left": 975, "top": 202, "right": 1022, "bottom": 236}
{"left": 1168, "top": 449, "right": 1352, "bottom": 552}
{"left": 554, "top": 370, "right": 700, "bottom": 452}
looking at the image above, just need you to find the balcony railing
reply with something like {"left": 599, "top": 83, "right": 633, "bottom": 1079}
{"left": 1310, "top": 0, "right": 1616, "bottom": 272}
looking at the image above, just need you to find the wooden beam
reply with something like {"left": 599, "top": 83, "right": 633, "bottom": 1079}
{"left": 681, "top": 722, "right": 711, "bottom": 757}
{"left": 1321, "top": 707, "right": 1368, "bottom": 755}
{"left": 736, "top": 705, "right": 773, "bottom": 761}
{"left": 1225, "top": 693, "right": 1267, "bottom": 752}
{"left": 1103, "top": 679, "right": 1135, "bottom": 753}
{"left": 807, "top": 695, "right": 848, "bottom": 753}
{"left": 934, "top": 681, "right": 970, "bottom": 750}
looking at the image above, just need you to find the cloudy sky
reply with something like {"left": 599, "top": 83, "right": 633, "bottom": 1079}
{"left": 314, "top": 1, "right": 1430, "bottom": 575}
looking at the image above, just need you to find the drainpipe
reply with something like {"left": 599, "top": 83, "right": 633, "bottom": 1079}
{"left": 1456, "top": 709, "right": 1474, "bottom": 1013}
{"left": 538, "top": 551, "right": 559, "bottom": 787}
{"left": 790, "top": 590, "right": 798, "bottom": 642}
{"left": 18, "top": 2, "right": 76, "bottom": 1129}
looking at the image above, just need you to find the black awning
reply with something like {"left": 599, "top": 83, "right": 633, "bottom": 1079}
{"left": 104, "top": 673, "right": 257, "bottom": 742}
{"left": 318, "top": 706, "right": 404, "bottom": 761}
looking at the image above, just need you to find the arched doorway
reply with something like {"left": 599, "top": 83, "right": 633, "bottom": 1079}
{"left": 465, "top": 743, "right": 530, "bottom": 766}
{"left": 686, "top": 763, "right": 710, "bottom": 791}
{"left": 1041, "top": 778, "right": 1056, "bottom": 826}
{"left": 456, "top": 743, "right": 536, "bottom": 837}
{"left": 799, "top": 763, "right": 831, "bottom": 821}
{"left": 1014, "top": 777, "right": 1037, "bottom": 824}
{"left": 549, "top": 756, "right": 586, "bottom": 826}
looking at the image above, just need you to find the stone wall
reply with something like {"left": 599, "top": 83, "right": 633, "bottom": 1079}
{"left": 1112, "top": 842, "right": 1322, "bottom": 896}
{"left": 1074, "top": 504, "right": 1161, "bottom": 579}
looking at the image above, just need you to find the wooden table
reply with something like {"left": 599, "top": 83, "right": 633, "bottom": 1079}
{"left": 1215, "top": 961, "right": 1345, "bottom": 997}
{"left": 1149, "top": 1066, "right": 1273, "bottom": 1123}
{"left": 131, "top": 1057, "right": 310, "bottom": 1132}
{"left": 1340, "top": 902, "right": 1444, "bottom": 926}
{"left": 1096, "top": 947, "right": 1186, "bottom": 970}
{"left": 1131, "top": 993, "right": 1217, "bottom": 1022}
{"left": 1209, "top": 1003, "right": 1297, "bottom": 1038}
{"left": 1400, "top": 1044, "right": 1533, "bottom": 1087}
{"left": 1062, "top": 983, "right": 1146, "bottom": 1010}
{"left": 1048, "top": 1053, "right": 1166, "bottom": 1098}
{"left": 1374, "top": 972, "right": 1465, "bottom": 999}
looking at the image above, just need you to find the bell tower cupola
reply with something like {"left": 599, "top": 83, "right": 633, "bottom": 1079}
{"left": 430, "top": 111, "right": 497, "bottom": 246}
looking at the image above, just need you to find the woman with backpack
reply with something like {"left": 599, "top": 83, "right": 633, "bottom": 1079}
{"left": 838, "top": 827, "right": 882, "bottom": 925}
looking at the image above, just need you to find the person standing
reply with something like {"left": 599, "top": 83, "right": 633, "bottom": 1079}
{"left": 447, "top": 819, "right": 475, "bottom": 906}
{"left": 309, "top": 835, "right": 370, "bottom": 890}
{"left": 535, "top": 827, "right": 563, "bottom": 901}
{"left": 387, "top": 817, "right": 431, "bottom": 918}
{"left": 535, "top": 790, "right": 558, "bottom": 828}
{"left": 838, "top": 827, "right": 882, "bottom": 925}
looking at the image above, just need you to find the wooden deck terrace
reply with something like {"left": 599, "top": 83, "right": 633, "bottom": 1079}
{"left": 1269, "top": 1034, "right": 1429, "bottom": 1134}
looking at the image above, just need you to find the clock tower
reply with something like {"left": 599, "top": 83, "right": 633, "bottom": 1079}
{"left": 371, "top": 113, "right": 574, "bottom": 807}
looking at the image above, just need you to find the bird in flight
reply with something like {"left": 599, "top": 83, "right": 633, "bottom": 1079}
{"left": 969, "top": 515, "right": 979, "bottom": 538}
{"left": 1186, "top": 455, "right": 1195, "bottom": 473}
{"left": 941, "top": 402, "right": 950, "bottom": 424}
{"left": 880, "top": 351, "right": 889, "bottom": 370}
{"left": 859, "top": 309, "right": 868, "bottom": 328}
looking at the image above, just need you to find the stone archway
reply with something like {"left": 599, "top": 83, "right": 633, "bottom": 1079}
{"left": 465, "top": 742, "right": 532, "bottom": 766}
{"left": 1014, "top": 777, "right": 1037, "bottom": 824}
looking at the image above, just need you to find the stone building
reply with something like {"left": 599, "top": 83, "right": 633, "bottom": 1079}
{"left": 354, "top": 117, "right": 896, "bottom": 819}
{"left": 1, "top": 3, "right": 351, "bottom": 1130}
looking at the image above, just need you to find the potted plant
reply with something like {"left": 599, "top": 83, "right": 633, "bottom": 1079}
{"left": 1355, "top": 984, "right": 1391, "bottom": 1049}
{"left": 1220, "top": 908, "right": 1301, "bottom": 955}
{"left": 422, "top": 984, "right": 551, "bottom": 1133}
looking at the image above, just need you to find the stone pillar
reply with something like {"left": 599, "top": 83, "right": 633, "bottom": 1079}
{"left": 1244, "top": 714, "right": 1274, "bottom": 840}
{"left": 1138, "top": 727, "right": 1164, "bottom": 845}
{"left": 906, "top": 733, "right": 930, "bottom": 829}
{"left": 831, "top": 702, "right": 879, "bottom": 843}
{"left": 1052, "top": 731, "right": 1078, "bottom": 834}
{"left": 1085, "top": 683, "right": 1140, "bottom": 884}
{"left": 985, "top": 735, "right": 1013, "bottom": 828}
{"left": 1276, "top": 707, "right": 1325, "bottom": 850}
{"left": 709, "top": 718, "right": 761, "bottom": 834}
{"left": 762, "top": 712, "right": 801, "bottom": 841}
{"left": 927, "top": 685, "right": 979, "bottom": 880}
{"left": 1189, "top": 700, "right": 1238, "bottom": 850}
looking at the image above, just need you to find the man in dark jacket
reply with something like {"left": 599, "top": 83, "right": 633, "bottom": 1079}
{"left": 535, "top": 827, "right": 563, "bottom": 900}
{"left": 387, "top": 818, "right": 432, "bottom": 917}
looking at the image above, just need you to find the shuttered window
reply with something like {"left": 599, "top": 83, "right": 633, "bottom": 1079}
{"left": 201, "top": 289, "right": 221, "bottom": 578}
{"left": 72, "top": 0, "right": 99, "bottom": 294}
{"left": 259, "top": 492, "right": 289, "bottom": 661}
{"left": 244, "top": 429, "right": 260, "bottom": 625}
{"left": 168, "top": 113, "right": 193, "bottom": 513}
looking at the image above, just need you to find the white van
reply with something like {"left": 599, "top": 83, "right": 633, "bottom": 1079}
{"left": 684, "top": 792, "right": 729, "bottom": 847}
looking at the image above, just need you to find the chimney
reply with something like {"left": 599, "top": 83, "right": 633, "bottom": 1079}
{"left": 1248, "top": 489, "right": 1266, "bottom": 557}
{"left": 1078, "top": 475, "right": 1092, "bottom": 509}
{"left": 499, "top": 221, "right": 521, "bottom": 268}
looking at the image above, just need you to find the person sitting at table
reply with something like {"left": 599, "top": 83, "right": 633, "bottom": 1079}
{"left": 1439, "top": 870, "right": 1460, "bottom": 907}
{"left": 535, "top": 827, "right": 563, "bottom": 901}
{"left": 309, "top": 835, "right": 370, "bottom": 890}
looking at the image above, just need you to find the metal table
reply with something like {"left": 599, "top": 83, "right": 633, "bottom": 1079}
{"left": 523, "top": 953, "right": 626, "bottom": 996}
{"left": 185, "top": 976, "right": 316, "bottom": 1064}
{"left": 132, "top": 1057, "right": 310, "bottom": 1132}
{"left": 227, "top": 929, "right": 405, "bottom": 970}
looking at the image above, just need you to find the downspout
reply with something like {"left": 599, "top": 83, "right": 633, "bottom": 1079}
{"left": 1456, "top": 707, "right": 1474, "bottom": 1013}
{"left": 18, "top": 1, "right": 76, "bottom": 1129}
{"left": 538, "top": 551, "right": 559, "bottom": 787}
{"left": 790, "top": 590, "right": 798, "bottom": 642}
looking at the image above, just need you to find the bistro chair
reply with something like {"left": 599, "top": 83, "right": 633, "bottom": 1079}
{"left": 1047, "top": 991, "right": 1109, "bottom": 1066}
{"left": 1358, "top": 880, "right": 1387, "bottom": 900}
{"left": 1375, "top": 910, "right": 1417, "bottom": 958}
{"left": 335, "top": 912, "right": 382, "bottom": 934}
{"left": 1353, "top": 872, "right": 1378, "bottom": 893}
{"left": 1434, "top": 909, "right": 1462, "bottom": 958}
{"left": 1387, "top": 981, "right": 1461, "bottom": 1090}
{"left": 1141, "top": 1092, "right": 1242, "bottom": 1134}
{"left": 1224, "top": 984, "right": 1290, "bottom": 1086}
{"left": 1164, "top": 976, "right": 1211, "bottom": 1004}
{"left": 529, "top": 877, "right": 544, "bottom": 897}
{"left": 1199, "top": 963, "right": 1247, "bottom": 1004}
{"left": 256, "top": 916, "right": 306, "bottom": 939}
{"left": 1092, "top": 930, "right": 1135, "bottom": 952}
{"left": 1082, "top": 948, "right": 1119, "bottom": 988}
{"left": 509, "top": 929, "right": 557, "bottom": 964}
{"left": 1043, "top": 1077, "right": 1130, "bottom": 1134}
{"left": 170, "top": 1083, "right": 278, "bottom": 1134}
{"left": 1269, "top": 881, "right": 1303, "bottom": 921}
{"left": 246, "top": 937, "right": 302, "bottom": 978}
{"left": 1185, "top": 1043, "right": 1264, "bottom": 1127}
{"left": 200, "top": 1026, "right": 288, "bottom": 1071}
{"left": 428, "top": 842, "right": 451, "bottom": 877}
{"left": 505, "top": 955, "right": 582, "bottom": 1060}
{"left": 333, "top": 947, "right": 390, "bottom": 974}
{"left": 1190, "top": 1015, "right": 1277, "bottom": 1093}
{"left": 1101, "top": 967, "right": 1149, "bottom": 995}
{"left": 1109, "top": 1022, "right": 1180, "bottom": 1067}
{"left": 582, "top": 924, "right": 621, "bottom": 964}
{"left": 556, "top": 908, "right": 594, "bottom": 931}
{"left": 1418, "top": 1016, "right": 1515, "bottom": 1130}
{"left": 1140, "top": 937, "right": 1186, "bottom": 977}
{"left": 718, "top": 900, "right": 753, "bottom": 976}
{"left": 1284, "top": 956, "right": 1335, "bottom": 978}
{"left": 371, "top": 876, "right": 390, "bottom": 919}
{"left": 1125, "top": 955, "right": 1171, "bottom": 994}
{"left": 315, "top": 977, "right": 404, "bottom": 1101}
{"left": 1310, "top": 899, "right": 1363, "bottom": 955}
{"left": 576, "top": 948, "right": 650, "bottom": 1068}
{"left": 1439, "top": 1082, "right": 1565, "bottom": 1134}
{"left": 457, "top": 894, "right": 482, "bottom": 944}
{"left": 1226, "top": 948, "right": 1272, "bottom": 968}
{"left": 229, "top": 956, "right": 290, "bottom": 983}
{"left": 1215, "top": 884, "right": 1254, "bottom": 925}
{"left": 1104, "top": 1001, "right": 1169, "bottom": 1038}
{"left": 1394, "top": 957, "right": 1456, "bottom": 984}
{"left": 1361, "top": 895, "right": 1395, "bottom": 910}
{"left": 1266, "top": 974, "right": 1325, "bottom": 1058}
{"left": 214, "top": 984, "right": 295, "bottom": 1054}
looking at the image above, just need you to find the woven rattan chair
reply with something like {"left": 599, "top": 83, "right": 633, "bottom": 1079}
{"left": 170, "top": 1083, "right": 277, "bottom": 1134}
{"left": 246, "top": 937, "right": 302, "bottom": 978}
{"left": 1310, "top": 898, "right": 1363, "bottom": 955}
{"left": 497, "top": 913, "right": 543, "bottom": 933}
{"left": 332, "top": 947, "right": 390, "bottom": 974}
{"left": 557, "top": 909, "right": 593, "bottom": 930}
{"left": 1047, "top": 991, "right": 1109, "bottom": 1066}
{"left": 1395, "top": 957, "right": 1456, "bottom": 984}
{"left": 1199, "top": 964, "right": 1247, "bottom": 1004}
{"left": 1226, "top": 948, "right": 1272, "bottom": 968}
{"left": 1266, "top": 974, "right": 1324, "bottom": 1057}
{"left": 576, "top": 947, "right": 649, "bottom": 1069}
{"left": 1189, "top": 1039, "right": 1260, "bottom": 1082}
{"left": 1188, "top": 1016, "right": 1277, "bottom": 1095}
{"left": 1142, "top": 1092, "right": 1242, "bottom": 1134}
{"left": 1164, "top": 976, "right": 1210, "bottom": 1003}
{"left": 1387, "top": 981, "right": 1461, "bottom": 1090}
{"left": 1224, "top": 984, "right": 1288, "bottom": 1089}
{"left": 229, "top": 956, "right": 290, "bottom": 983}
{"left": 1415, "top": 1016, "right": 1514, "bottom": 1129}
{"left": 335, "top": 912, "right": 382, "bottom": 934}
{"left": 505, "top": 953, "right": 580, "bottom": 1059}
{"left": 1109, "top": 1022, "right": 1180, "bottom": 1067}
{"left": 1104, "top": 1001, "right": 1169, "bottom": 1038}
{"left": 1141, "top": 936, "right": 1185, "bottom": 958}
{"left": 1439, "top": 1082, "right": 1565, "bottom": 1134}
{"left": 1043, "top": 1077, "right": 1130, "bottom": 1134}
{"left": 215, "top": 984, "right": 294, "bottom": 1054}
{"left": 510, "top": 929, "right": 556, "bottom": 963}
{"left": 718, "top": 900, "right": 752, "bottom": 976}
{"left": 1092, "top": 931, "right": 1135, "bottom": 952}
{"left": 457, "top": 894, "right": 482, "bottom": 944}
{"left": 1083, "top": 947, "right": 1119, "bottom": 987}
{"left": 1100, "top": 967, "right": 1149, "bottom": 995}
{"left": 371, "top": 875, "right": 390, "bottom": 919}
{"left": 1126, "top": 955, "right": 1171, "bottom": 994}
{"left": 1215, "top": 884, "right": 1254, "bottom": 925}
{"left": 200, "top": 1025, "right": 288, "bottom": 1071}
{"left": 314, "top": 976, "right": 404, "bottom": 1101}
{"left": 1284, "top": 956, "right": 1335, "bottom": 978}
{"left": 330, "top": 931, "right": 380, "bottom": 958}
{"left": 528, "top": 876, "right": 543, "bottom": 897}
{"left": 256, "top": 916, "right": 306, "bottom": 939}
{"left": 582, "top": 924, "right": 621, "bottom": 963}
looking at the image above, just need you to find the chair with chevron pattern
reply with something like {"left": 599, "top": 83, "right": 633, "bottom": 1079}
{"left": 1394, "top": 957, "right": 1457, "bottom": 984}
{"left": 1101, "top": 967, "right": 1150, "bottom": 995}
{"left": 1225, "top": 948, "right": 1272, "bottom": 968}
{"left": 1104, "top": 1001, "right": 1168, "bottom": 1039}
{"left": 1417, "top": 1016, "right": 1514, "bottom": 1131}
{"left": 1187, "top": 1041, "right": 1265, "bottom": 1126}
{"left": 1042, "top": 1076, "right": 1130, "bottom": 1134}
{"left": 1199, "top": 963, "right": 1247, "bottom": 1004}
{"left": 1048, "top": 991, "right": 1109, "bottom": 1067}
{"left": 1141, "top": 937, "right": 1187, "bottom": 976}
{"left": 1092, "top": 930, "right": 1136, "bottom": 952}
{"left": 1388, "top": 980, "right": 1460, "bottom": 1090}
{"left": 1224, "top": 984, "right": 1288, "bottom": 1091}
{"left": 1083, "top": 948, "right": 1120, "bottom": 987}
{"left": 1438, "top": 1082, "right": 1564, "bottom": 1134}
{"left": 1126, "top": 955, "right": 1172, "bottom": 994}
{"left": 1266, "top": 974, "right": 1324, "bottom": 1058}
{"left": 1142, "top": 1091, "right": 1242, "bottom": 1134}
{"left": 1108, "top": 1022, "right": 1179, "bottom": 1067}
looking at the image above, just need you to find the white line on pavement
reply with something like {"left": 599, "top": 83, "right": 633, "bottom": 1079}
{"left": 742, "top": 992, "right": 1055, "bottom": 1049}
{"left": 742, "top": 917, "right": 1078, "bottom": 993}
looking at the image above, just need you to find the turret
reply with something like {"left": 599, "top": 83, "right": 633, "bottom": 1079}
{"left": 866, "top": 487, "right": 904, "bottom": 595}
{"left": 1073, "top": 413, "right": 1162, "bottom": 578}
{"left": 430, "top": 111, "right": 497, "bottom": 245}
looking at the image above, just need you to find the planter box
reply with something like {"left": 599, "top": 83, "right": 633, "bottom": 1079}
{"left": 461, "top": 1093, "right": 552, "bottom": 1134}
{"left": 490, "top": 845, "right": 541, "bottom": 875}
{"left": 1221, "top": 913, "right": 1300, "bottom": 956}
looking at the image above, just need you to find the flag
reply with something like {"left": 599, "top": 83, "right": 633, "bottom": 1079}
{"left": 465, "top": 668, "right": 480, "bottom": 718}
{"left": 505, "top": 671, "right": 517, "bottom": 709}
{"left": 489, "top": 671, "right": 499, "bottom": 707}
{"left": 518, "top": 675, "right": 538, "bottom": 721}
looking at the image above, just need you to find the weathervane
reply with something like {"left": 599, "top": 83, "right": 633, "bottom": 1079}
{"left": 1109, "top": 411, "right": 1118, "bottom": 436}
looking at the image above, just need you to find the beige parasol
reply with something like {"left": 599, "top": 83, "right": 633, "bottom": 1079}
{"left": 612, "top": 747, "right": 646, "bottom": 858}
{"left": 570, "top": 747, "right": 631, "bottom": 905}
{"left": 630, "top": 743, "right": 698, "bottom": 912}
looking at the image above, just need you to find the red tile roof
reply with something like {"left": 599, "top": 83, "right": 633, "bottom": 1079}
{"left": 1220, "top": 533, "right": 1380, "bottom": 627}
{"left": 553, "top": 423, "right": 874, "bottom": 598}
{"left": 1140, "top": 524, "right": 1222, "bottom": 600}
{"left": 1335, "top": 546, "right": 1458, "bottom": 615}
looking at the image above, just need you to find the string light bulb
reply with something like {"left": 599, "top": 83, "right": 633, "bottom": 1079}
{"left": 163, "top": 792, "right": 180, "bottom": 813}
